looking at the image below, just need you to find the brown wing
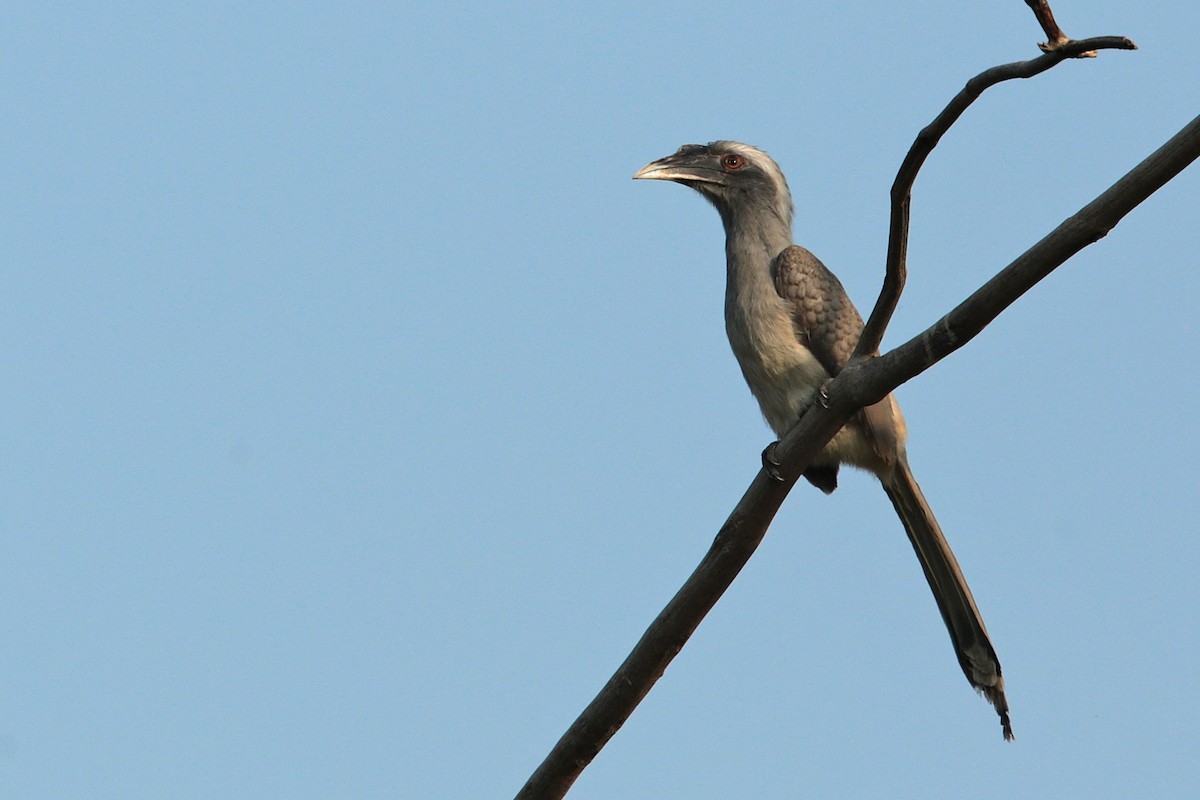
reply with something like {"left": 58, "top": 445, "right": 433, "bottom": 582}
{"left": 771, "top": 244, "right": 868, "bottom": 375}
{"left": 772, "top": 244, "right": 902, "bottom": 484}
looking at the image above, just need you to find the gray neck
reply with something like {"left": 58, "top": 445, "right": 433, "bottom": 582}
{"left": 719, "top": 200, "right": 794, "bottom": 309}
{"left": 716, "top": 193, "right": 815, "bottom": 438}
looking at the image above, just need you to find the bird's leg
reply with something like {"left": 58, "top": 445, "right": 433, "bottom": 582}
{"left": 817, "top": 379, "right": 832, "bottom": 408}
{"left": 761, "top": 441, "right": 785, "bottom": 482}
{"left": 762, "top": 386, "right": 830, "bottom": 482}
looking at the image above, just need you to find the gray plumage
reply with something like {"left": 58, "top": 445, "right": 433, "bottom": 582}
{"left": 635, "top": 140, "right": 1012, "bottom": 740}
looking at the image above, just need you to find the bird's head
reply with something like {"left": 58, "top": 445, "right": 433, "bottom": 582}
{"left": 633, "top": 140, "right": 793, "bottom": 230}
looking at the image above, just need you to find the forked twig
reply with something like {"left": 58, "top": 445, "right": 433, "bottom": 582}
{"left": 1026, "top": 0, "right": 1073, "bottom": 51}
{"left": 853, "top": 36, "right": 1134, "bottom": 360}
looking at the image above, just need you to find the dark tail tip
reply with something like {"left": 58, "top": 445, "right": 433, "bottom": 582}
{"left": 983, "top": 685, "right": 1014, "bottom": 741}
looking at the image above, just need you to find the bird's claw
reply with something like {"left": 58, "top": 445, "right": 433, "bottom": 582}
{"left": 761, "top": 441, "right": 786, "bottom": 482}
{"left": 817, "top": 381, "right": 831, "bottom": 409}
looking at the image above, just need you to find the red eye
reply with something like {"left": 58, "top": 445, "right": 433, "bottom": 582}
{"left": 721, "top": 154, "right": 746, "bottom": 170}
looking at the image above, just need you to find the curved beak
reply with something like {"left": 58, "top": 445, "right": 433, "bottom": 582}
{"left": 633, "top": 153, "right": 724, "bottom": 184}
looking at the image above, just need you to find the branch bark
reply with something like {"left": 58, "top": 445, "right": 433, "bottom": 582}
{"left": 786, "top": 113, "right": 1200, "bottom": 464}
{"left": 1025, "top": 0, "right": 1072, "bottom": 50}
{"left": 853, "top": 36, "right": 1135, "bottom": 360}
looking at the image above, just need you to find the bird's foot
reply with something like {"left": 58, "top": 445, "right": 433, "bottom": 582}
{"left": 817, "top": 380, "right": 831, "bottom": 408}
{"left": 761, "top": 441, "right": 786, "bottom": 482}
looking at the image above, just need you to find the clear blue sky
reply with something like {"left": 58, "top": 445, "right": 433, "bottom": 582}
{"left": 4, "top": 3, "right": 1198, "bottom": 798}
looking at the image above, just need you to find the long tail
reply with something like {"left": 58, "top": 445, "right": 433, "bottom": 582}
{"left": 881, "top": 456, "right": 1013, "bottom": 740}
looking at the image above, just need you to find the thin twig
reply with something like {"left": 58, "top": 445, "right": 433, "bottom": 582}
{"left": 853, "top": 35, "right": 1135, "bottom": 360}
{"left": 1025, "top": 0, "right": 1072, "bottom": 51}
{"left": 811, "top": 113, "right": 1200, "bottom": 436}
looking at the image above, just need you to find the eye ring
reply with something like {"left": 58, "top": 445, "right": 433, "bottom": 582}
{"left": 721, "top": 153, "right": 746, "bottom": 171}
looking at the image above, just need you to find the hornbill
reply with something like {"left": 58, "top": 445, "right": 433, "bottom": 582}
{"left": 635, "top": 141, "right": 1012, "bottom": 740}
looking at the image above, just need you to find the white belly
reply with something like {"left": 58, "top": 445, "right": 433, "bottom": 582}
{"left": 726, "top": 294, "right": 829, "bottom": 438}
{"left": 726, "top": 293, "right": 903, "bottom": 473}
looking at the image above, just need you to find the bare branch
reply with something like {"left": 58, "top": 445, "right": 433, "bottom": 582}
{"left": 515, "top": 468, "right": 801, "bottom": 800}
{"left": 1025, "top": 0, "right": 1072, "bottom": 51}
{"left": 853, "top": 35, "right": 1136, "bottom": 360}
{"left": 776, "top": 114, "right": 1200, "bottom": 468}
{"left": 796, "top": 112, "right": 1200, "bottom": 448}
